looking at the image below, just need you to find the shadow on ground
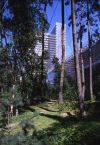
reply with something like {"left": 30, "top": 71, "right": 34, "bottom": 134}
{"left": 1, "top": 113, "right": 100, "bottom": 145}
{"left": 38, "top": 106, "right": 59, "bottom": 112}
{"left": 1, "top": 101, "right": 100, "bottom": 145}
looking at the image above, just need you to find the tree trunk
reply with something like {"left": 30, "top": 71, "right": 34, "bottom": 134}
{"left": 0, "top": 2, "right": 4, "bottom": 93}
{"left": 0, "top": 1, "right": 3, "bottom": 48}
{"left": 87, "top": 0, "right": 94, "bottom": 101}
{"left": 41, "top": 3, "right": 47, "bottom": 99}
{"left": 7, "top": 106, "right": 10, "bottom": 125}
{"left": 10, "top": 84, "right": 15, "bottom": 116}
{"left": 80, "top": 0, "right": 85, "bottom": 99}
{"left": 59, "top": 0, "right": 65, "bottom": 104}
{"left": 71, "top": 0, "right": 84, "bottom": 118}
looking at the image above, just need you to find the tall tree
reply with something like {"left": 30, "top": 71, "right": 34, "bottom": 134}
{"left": 41, "top": 2, "right": 47, "bottom": 99}
{"left": 66, "top": 0, "right": 100, "bottom": 102}
{"left": 80, "top": 0, "right": 85, "bottom": 99}
{"left": 0, "top": 0, "right": 3, "bottom": 48}
{"left": 59, "top": 0, "right": 65, "bottom": 104}
{"left": 71, "top": 0, "right": 84, "bottom": 117}
{"left": 87, "top": 0, "right": 94, "bottom": 101}
{"left": 40, "top": 0, "right": 53, "bottom": 99}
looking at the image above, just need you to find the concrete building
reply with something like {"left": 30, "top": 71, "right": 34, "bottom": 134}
{"left": 35, "top": 22, "right": 66, "bottom": 72}
{"left": 66, "top": 40, "right": 100, "bottom": 77}
{"left": 35, "top": 33, "right": 49, "bottom": 56}
{"left": 65, "top": 40, "right": 100, "bottom": 98}
{"left": 48, "top": 34, "right": 56, "bottom": 69}
{"left": 48, "top": 22, "right": 66, "bottom": 68}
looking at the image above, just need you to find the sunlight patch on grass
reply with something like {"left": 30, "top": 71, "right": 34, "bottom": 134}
{"left": 10, "top": 111, "right": 33, "bottom": 123}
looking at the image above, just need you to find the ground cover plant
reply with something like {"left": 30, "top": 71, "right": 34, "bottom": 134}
{"left": 0, "top": 100, "right": 100, "bottom": 145}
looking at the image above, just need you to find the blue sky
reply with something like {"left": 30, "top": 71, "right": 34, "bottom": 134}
{"left": 46, "top": 1, "right": 100, "bottom": 58}
{"left": 46, "top": 0, "right": 73, "bottom": 58}
{"left": 4, "top": 0, "right": 99, "bottom": 58}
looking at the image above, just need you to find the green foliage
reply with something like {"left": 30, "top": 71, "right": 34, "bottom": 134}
{"left": 48, "top": 57, "right": 77, "bottom": 101}
{"left": 0, "top": 86, "right": 23, "bottom": 108}
{"left": 1, "top": 101, "right": 100, "bottom": 145}
{"left": 0, "top": 0, "right": 100, "bottom": 144}
{"left": 48, "top": 122, "right": 100, "bottom": 145}
{"left": 93, "top": 75, "right": 100, "bottom": 100}
{"left": 0, "top": 86, "right": 23, "bottom": 127}
{"left": 63, "top": 79, "right": 78, "bottom": 101}
{"left": 47, "top": 87, "right": 56, "bottom": 99}
{"left": 57, "top": 101, "right": 78, "bottom": 112}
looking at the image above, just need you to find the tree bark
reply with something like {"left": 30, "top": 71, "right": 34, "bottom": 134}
{"left": 80, "top": 0, "right": 85, "bottom": 99}
{"left": 0, "top": 1, "right": 4, "bottom": 93}
{"left": 87, "top": 0, "right": 94, "bottom": 101}
{"left": 41, "top": 3, "right": 47, "bottom": 99}
{"left": 0, "top": 1, "right": 3, "bottom": 48}
{"left": 59, "top": 0, "right": 65, "bottom": 104}
{"left": 71, "top": 0, "right": 84, "bottom": 118}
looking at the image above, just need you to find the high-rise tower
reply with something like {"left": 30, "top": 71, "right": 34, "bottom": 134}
{"left": 35, "top": 22, "right": 66, "bottom": 72}
{"left": 48, "top": 22, "right": 66, "bottom": 69}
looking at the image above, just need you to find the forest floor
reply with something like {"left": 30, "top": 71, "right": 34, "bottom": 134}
{"left": 1, "top": 100, "right": 100, "bottom": 145}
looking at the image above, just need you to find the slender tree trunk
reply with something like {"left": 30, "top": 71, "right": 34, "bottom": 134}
{"left": 80, "top": 0, "right": 85, "bottom": 99}
{"left": 0, "top": 2, "right": 4, "bottom": 93}
{"left": 71, "top": 0, "right": 84, "bottom": 118}
{"left": 0, "top": 2, "right": 2, "bottom": 43}
{"left": 41, "top": 3, "right": 47, "bottom": 99}
{"left": 59, "top": 0, "right": 65, "bottom": 104}
{"left": 3, "top": 28, "right": 7, "bottom": 45}
{"left": 87, "top": 0, "right": 94, "bottom": 101}
{"left": 3, "top": 28, "right": 9, "bottom": 91}
{"left": 7, "top": 106, "right": 10, "bottom": 125}
{"left": 11, "top": 46, "right": 17, "bottom": 116}
{"left": 0, "top": 1, "right": 3, "bottom": 47}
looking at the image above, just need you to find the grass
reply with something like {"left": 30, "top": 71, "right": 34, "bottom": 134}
{"left": 9, "top": 101, "right": 60, "bottom": 134}
{"left": 10, "top": 111, "right": 34, "bottom": 123}
{"left": 1, "top": 100, "right": 100, "bottom": 145}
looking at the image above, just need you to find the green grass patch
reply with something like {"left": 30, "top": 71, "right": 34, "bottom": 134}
{"left": 10, "top": 111, "right": 34, "bottom": 123}
{"left": 1, "top": 100, "right": 100, "bottom": 145}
